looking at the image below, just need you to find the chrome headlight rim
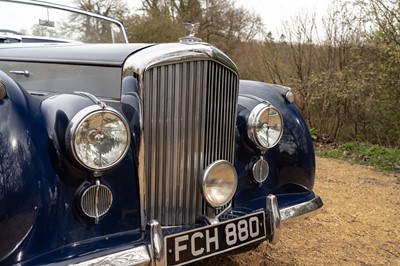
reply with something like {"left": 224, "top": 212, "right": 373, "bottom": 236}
{"left": 202, "top": 160, "right": 238, "bottom": 208}
{"left": 247, "top": 103, "right": 284, "bottom": 150}
{"left": 66, "top": 105, "right": 131, "bottom": 172}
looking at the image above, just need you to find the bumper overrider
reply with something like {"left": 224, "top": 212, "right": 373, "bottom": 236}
{"left": 73, "top": 194, "right": 322, "bottom": 266}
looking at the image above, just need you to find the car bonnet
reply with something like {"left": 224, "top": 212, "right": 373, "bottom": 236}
{"left": 0, "top": 43, "right": 155, "bottom": 66}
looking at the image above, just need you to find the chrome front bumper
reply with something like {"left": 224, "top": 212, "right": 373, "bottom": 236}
{"left": 73, "top": 194, "right": 323, "bottom": 266}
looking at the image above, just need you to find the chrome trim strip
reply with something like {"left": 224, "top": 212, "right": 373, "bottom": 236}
{"left": 9, "top": 70, "right": 30, "bottom": 77}
{"left": 74, "top": 91, "right": 106, "bottom": 109}
{"left": 123, "top": 44, "right": 238, "bottom": 76}
{"left": 72, "top": 245, "right": 151, "bottom": 266}
{"left": 279, "top": 195, "right": 323, "bottom": 221}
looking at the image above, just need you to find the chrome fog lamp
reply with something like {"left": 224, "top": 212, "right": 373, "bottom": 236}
{"left": 252, "top": 159, "right": 269, "bottom": 184}
{"left": 80, "top": 180, "right": 113, "bottom": 224}
{"left": 247, "top": 103, "right": 283, "bottom": 149}
{"left": 66, "top": 105, "right": 130, "bottom": 171}
{"left": 202, "top": 160, "right": 237, "bottom": 207}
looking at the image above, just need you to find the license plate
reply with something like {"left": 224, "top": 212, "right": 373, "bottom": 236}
{"left": 164, "top": 211, "right": 266, "bottom": 265}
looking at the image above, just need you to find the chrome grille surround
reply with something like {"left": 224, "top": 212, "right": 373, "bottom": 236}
{"left": 143, "top": 61, "right": 238, "bottom": 226}
{"left": 123, "top": 44, "right": 239, "bottom": 228}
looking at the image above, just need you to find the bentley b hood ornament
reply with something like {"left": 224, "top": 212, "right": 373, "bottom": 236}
{"left": 180, "top": 22, "right": 202, "bottom": 43}
{"left": 183, "top": 22, "right": 199, "bottom": 37}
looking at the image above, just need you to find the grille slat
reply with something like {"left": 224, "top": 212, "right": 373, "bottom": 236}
{"left": 166, "top": 67, "right": 172, "bottom": 222}
{"left": 142, "top": 60, "right": 238, "bottom": 225}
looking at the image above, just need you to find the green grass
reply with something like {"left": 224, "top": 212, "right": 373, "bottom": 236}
{"left": 316, "top": 142, "right": 400, "bottom": 174}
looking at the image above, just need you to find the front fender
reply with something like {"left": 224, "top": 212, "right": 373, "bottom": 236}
{"left": 234, "top": 80, "right": 315, "bottom": 206}
{"left": 0, "top": 71, "right": 142, "bottom": 265}
{"left": 0, "top": 71, "right": 42, "bottom": 261}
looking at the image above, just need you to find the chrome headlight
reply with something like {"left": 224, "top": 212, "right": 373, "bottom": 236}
{"left": 202, "top": 160, "right": 237, "bottom": 207}
{"left": 66, "top": 105, "right": 130, "bottom": 171}
{"left": 247, "top": 103, "right": 283, "bottom": 149}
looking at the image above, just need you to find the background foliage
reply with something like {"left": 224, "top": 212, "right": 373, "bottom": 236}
{"left": 77, "top": 0, "right": 400, "bottom": 148}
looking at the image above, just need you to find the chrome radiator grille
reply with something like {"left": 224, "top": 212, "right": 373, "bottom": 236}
{"left": 142, "top": 60, "right": 238, "bottom": 226}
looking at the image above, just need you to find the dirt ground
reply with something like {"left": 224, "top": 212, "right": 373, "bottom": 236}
{"left": 196, "top": 157, "right": 400, "bottom": 265}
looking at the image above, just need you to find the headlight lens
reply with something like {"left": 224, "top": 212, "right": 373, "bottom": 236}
{"left": 202, "top": 160, "right": 237, "bottom": 207}
{"left": 67, "top": 106, "right": 130, "bottom": 171}
{"left": 248, "top": 103, "right": 283, "bottom": 149}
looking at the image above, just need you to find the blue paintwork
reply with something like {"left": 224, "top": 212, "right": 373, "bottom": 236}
{"left": 234, "top": 80, "right": 315, "bottom": 205}
{"left": 0, "top": 61, "right": 317, "bottom": 264}
{"left": 0, "top": 71, "right": 143, "bottom": 265}
{"left": 121, "top": 75, "right": 142, "bottom": 151}
{"left": 0, "top": 71, "right": 41, "bottom": 263}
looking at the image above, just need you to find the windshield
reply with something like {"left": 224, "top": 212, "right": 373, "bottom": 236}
{"left": 0, "top": 0, "right": 127, "bottom": 43}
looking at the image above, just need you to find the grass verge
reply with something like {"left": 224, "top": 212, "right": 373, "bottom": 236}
{"left": 316, "top": 142, "right": 400, "bottom": 174}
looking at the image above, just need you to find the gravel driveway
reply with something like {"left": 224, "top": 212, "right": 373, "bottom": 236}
{"left": 195, "top": 157, "right": 400, "bottom": 265}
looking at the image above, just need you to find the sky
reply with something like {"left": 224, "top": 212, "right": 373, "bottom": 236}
{"left": 234, "top": 0, "right": 332, "bottom": 37}
{"left": 47, "top": 0, "right": 333, "bottom": 39}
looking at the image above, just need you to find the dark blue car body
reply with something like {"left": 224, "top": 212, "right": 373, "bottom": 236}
{"left": 0, "top": 1, "right": 322, "bottom": 265}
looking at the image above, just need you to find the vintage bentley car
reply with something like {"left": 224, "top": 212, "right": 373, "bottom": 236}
{"left": 0, "top": 0, "right": 323, "bottom": 265}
